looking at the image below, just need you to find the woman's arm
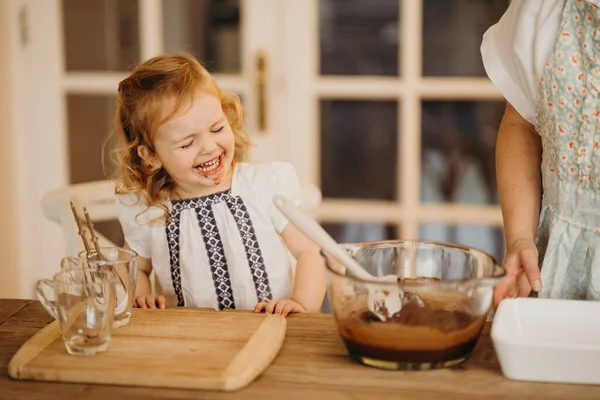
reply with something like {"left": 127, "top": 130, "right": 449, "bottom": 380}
{"left": 495, "top": 102, "right": 543, "bottom": 301}
{"left": 497, "top": 103, "right": 542, "bottom": 252}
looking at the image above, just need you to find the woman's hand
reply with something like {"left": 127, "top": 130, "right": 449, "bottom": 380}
{"left": 134, "top": 294, "right": 166, "bottom": 309}
{"left": 254, "top": 299, "right": 307, "bottom": 316}
{"left": 494, "top": 238, "right": 541, "bottom": 308}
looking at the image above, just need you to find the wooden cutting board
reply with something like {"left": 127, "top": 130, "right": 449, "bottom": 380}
{"left": 7, "top": 307, "right": 287, "bottom": 391}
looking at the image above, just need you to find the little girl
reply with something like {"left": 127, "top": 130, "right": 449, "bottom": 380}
{"left": 482, "top": 0, "right": 600, "bottom": 306}
{"left": 112, "top": 53, "right": 326, "bottom": 316}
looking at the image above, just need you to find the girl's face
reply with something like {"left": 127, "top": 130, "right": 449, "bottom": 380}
{"left": 151, "top": 90, "right": 236, "bottom": 198}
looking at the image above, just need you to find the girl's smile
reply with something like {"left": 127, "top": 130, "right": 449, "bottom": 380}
{"left": 195, "top": 153, "right": 223, "bottom": 177}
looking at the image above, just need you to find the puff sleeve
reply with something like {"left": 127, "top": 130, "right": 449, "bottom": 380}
{"left": 115, "top": 193, "right": 153, "bottom": 259}
{"left": 481, "top": 0, "right": 564, "bottom": 124}
{"left": 261, "top": 162, "right": 302, "bottom": 234}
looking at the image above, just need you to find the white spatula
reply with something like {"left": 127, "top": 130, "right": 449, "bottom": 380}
{"left": 273, "top": 195, "right": 402, "bottom": 320}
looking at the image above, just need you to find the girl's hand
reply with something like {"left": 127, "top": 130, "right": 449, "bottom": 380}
{"left": 134, "top": 294, "right": 166, "bottom": 309}
{"left": 494, "top": 238, "right": 541, "bottom": 309}
{"left": 254, "top": 299, "right": 307, "bottom": 316}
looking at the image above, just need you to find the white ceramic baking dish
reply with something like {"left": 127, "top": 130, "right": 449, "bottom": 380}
{"left": 492, "top": 298, "right": 600, "bottom": 385}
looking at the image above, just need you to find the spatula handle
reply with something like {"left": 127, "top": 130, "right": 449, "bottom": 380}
{"left": 273, "top": 195, "right": 372, "bottom": 280}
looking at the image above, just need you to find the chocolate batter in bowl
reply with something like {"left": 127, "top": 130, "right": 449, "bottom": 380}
{"left": 323, "top": 240, "right": 505, "bottom": 370}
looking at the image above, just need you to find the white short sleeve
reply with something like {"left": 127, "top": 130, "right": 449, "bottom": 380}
{"left": 481, "top": 0, "right": 564, "bottom": 124}
{"left": 115, "top": 193, "right": 153, "bottom": 259}
{"left": 234, "top": 162, "right": 301, "bottom": 234}
{"left": 265, "top": 162, "right": 301, "bottom": 233}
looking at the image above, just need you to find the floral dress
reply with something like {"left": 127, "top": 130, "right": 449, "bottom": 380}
{"left": 535, "top": 0, "right": 600, "bottom": 299}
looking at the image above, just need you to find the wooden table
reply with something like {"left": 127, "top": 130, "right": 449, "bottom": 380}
{"left": 1, "top": 299, "right": 599, "bottom": 399}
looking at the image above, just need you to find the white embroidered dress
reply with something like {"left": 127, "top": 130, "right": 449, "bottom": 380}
{"left": 116, "top": 162, "right": 300, "bottom": 309}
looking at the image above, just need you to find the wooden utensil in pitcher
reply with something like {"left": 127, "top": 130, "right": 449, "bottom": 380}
{"left": 69, "top": 202, "right": 128, "bottom": 303}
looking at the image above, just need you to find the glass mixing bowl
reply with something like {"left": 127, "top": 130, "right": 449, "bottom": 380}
{"left": 323, "top": 239, "right": 505, "bottom": 370}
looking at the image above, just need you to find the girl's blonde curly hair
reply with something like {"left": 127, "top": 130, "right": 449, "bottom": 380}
{"left": 110, "top": 53, "right": 251, "bottom": 220}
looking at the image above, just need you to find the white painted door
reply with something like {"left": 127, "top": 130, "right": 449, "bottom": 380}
{"left": 10, "top": 0, "right": 286, "bottom": 297}
{"left": 282, "top": 0, "right": 509, "bottom": 263}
